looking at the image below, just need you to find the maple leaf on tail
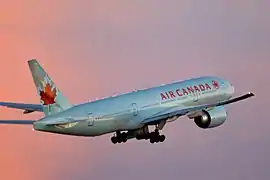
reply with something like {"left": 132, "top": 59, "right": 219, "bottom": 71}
{"left": 40, "top": 83, "right": 57, "bottom": 105}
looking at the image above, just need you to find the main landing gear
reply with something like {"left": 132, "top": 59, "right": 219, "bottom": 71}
{"left": 148, "top": 129, "right": 166, "bottom": 144}
{"left": 111, "top": 129, "right": 166, "bottom": 144}
{"left": 111, "top": 131, "right": 128, "bottom": 144}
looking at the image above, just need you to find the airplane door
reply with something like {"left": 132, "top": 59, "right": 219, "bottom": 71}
{"left": 131, "top": 103, "right": 138, "bottom": 116}
{"left": 194, "top": 92, "right": 199, "bottom": 102}
{"left": 194, "top": 90, "right": 201, "bottom": 102}
{"left": 87, "top": 113, "right": 95, "bottom": 126}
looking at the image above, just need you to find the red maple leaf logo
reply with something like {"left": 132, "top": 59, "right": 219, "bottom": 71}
{"left": 40, "top": 83, "right": 57, "bottom": 105}
{"left": 212, "top": 80, "right": 220, "bottom": 89}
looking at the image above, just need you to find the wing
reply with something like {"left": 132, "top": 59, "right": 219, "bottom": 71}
{"left": 142, "top": 92, "right": 255, "bottom": 125}
{"left": 0, "top": 120, "right": 35, "bottom": 125}
{"left": 0, "top": 102, "right": 43, "bottom": 114}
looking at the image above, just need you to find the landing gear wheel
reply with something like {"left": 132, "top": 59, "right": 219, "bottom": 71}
{"left": 117, "top": 137, "right": 122, "bottom": 143}
{"left": 159, "top": 135, "right": 165, "bottom": 142}
{"left": 149, "top": 129, "right": 166, "bottom": 143}
{"left": 120, "top": 132, "right": 127, "bottom": 143}
{"left": 111, "top": 136, "right": 118, "bottom": 144}
{"left": 111, "top": 132, "right": 128, "bottom": 144}
{"left": 144, "top": 133, "right": 150, "bottom": 140}
{"left": 150, "top": 131, "right": 158, "bottom": 139}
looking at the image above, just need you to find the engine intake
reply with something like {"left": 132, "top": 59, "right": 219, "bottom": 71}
{"left": 194, "top": 106, "right": 227, "bottom": 129}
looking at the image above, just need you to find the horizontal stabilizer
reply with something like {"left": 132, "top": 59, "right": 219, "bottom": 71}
{"left": 0, "top": 102, "right": 43, "bottom": 113}
{"left": 0, "top": 120, "right": 35, "bottom": 125}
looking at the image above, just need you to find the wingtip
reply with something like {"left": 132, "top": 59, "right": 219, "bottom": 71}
{"left": 247, "top": 92, "right": 255, "bottom": 97}
{"left": 248, "top": 92, "right": 255, "bottom": 96}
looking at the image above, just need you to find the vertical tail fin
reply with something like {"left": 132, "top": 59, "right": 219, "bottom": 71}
{"left": 28, "top": 59, "right": 72, "bottom": 116}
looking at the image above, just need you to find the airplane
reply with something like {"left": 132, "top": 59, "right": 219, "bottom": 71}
{"left": 0, "top": 59, "right": 255, "bottom": 144}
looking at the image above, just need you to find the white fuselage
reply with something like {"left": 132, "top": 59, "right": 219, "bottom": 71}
{"left": 33, "top": 76, "right": 234, "bottom": 136}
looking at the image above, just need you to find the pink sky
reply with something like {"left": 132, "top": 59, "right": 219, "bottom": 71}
{"left": 0, "top": 1, "right": 269, "bottom": 180}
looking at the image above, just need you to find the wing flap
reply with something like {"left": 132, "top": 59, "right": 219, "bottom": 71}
{"left": 142, "top": 92, "right": 255, "bottom": 125}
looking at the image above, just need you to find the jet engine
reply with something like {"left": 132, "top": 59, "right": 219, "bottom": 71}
{"left": 193, "top": 106, "right": 227, "bottom": 129}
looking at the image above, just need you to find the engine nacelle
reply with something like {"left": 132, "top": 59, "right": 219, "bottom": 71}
{"left": 194, "top": 106, "right": 227, "bottom": 129}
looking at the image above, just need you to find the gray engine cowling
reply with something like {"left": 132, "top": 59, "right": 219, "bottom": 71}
{"left": 194, "top": 106, "right": 227, "bottom": 129}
